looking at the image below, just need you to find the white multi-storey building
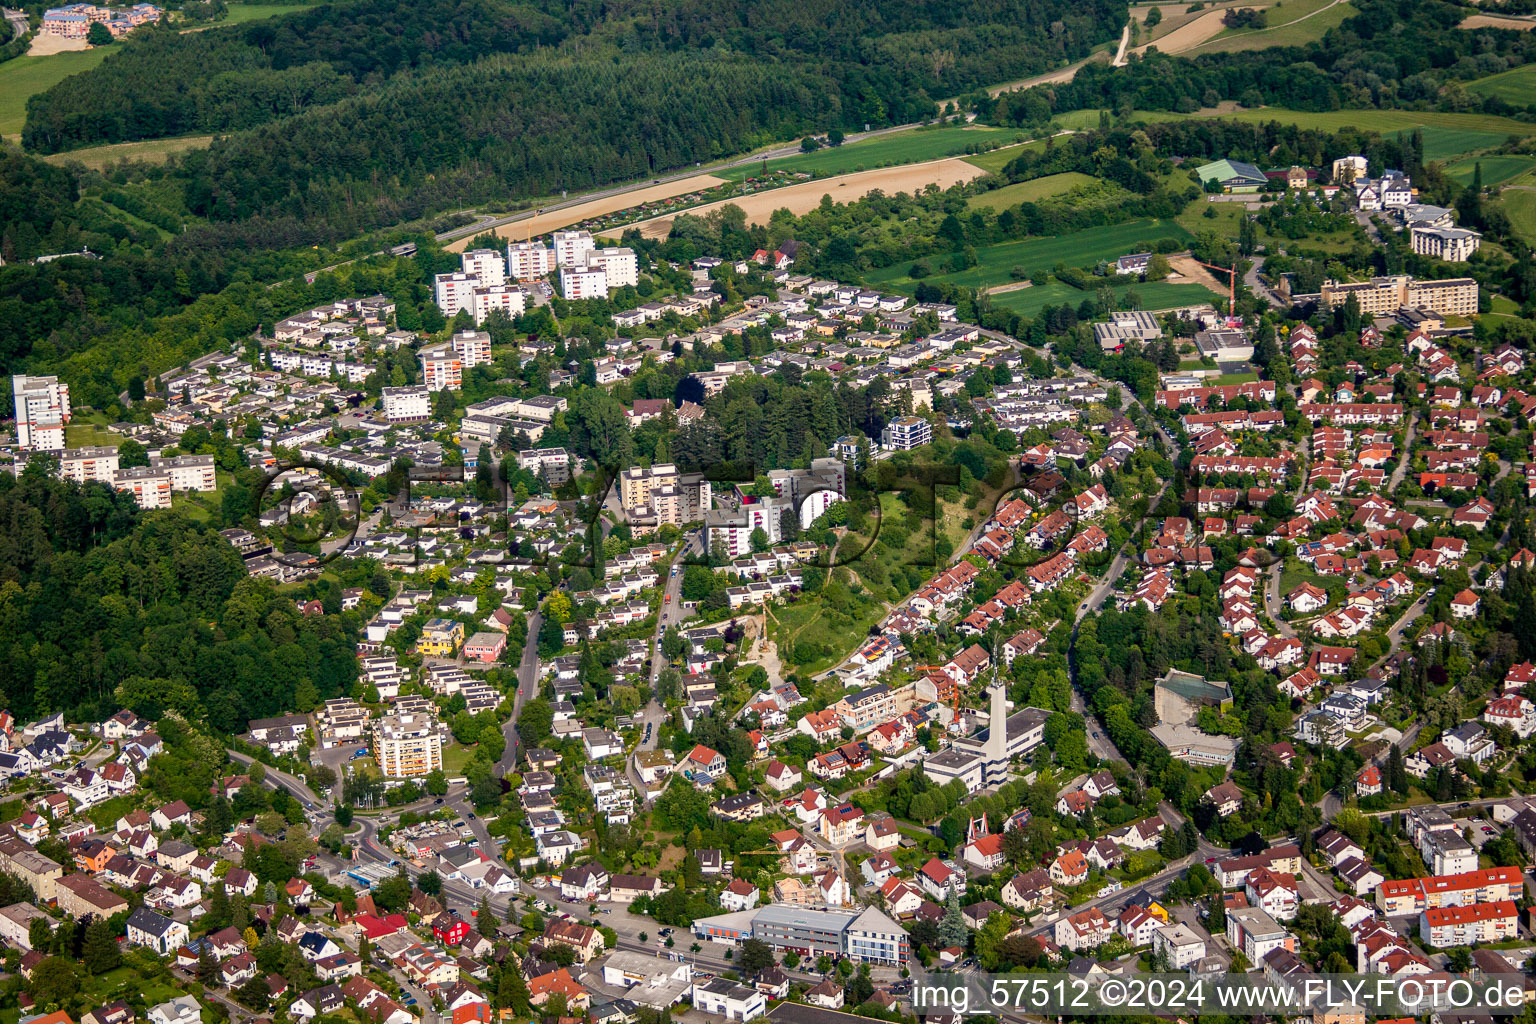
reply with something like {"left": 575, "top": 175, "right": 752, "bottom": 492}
{"left": 471, "top": 285, "right": 525, "bottom": 324}
{"left": 507, "top": 242, "right": 555, "bottom": 280}
{"left": 451, "top": 330, "right": 493, "bottom": 368}
{"left": 419, "top": 343, "right": 463, "bottom": 391}
{"left": 382, "top": 385, "right": 431, "bottom": 423}
{"left": 373, "top": 713, "right": 443, "bottom": 778}
{"left": 1410, "top": 225, "right": 1481, "bottom": 263}
{"left": 57, "top": 446, "right": 120, "bottom": 484}
{"left": 552, "top": 230, "right": 596, "bottom": 268}
{"left": 433, "top": 273, "right": 478, "bottom": 319}
{"left": 460, "top": 249, "right": 506, "bottom": 287}
{"left": 881, "top": 415, "right": 932, "bottom": 451}
{"left": 113, "top": 467, "right": 173, "bottom": 509}
{"left": 591, "top": 248, "right": 639, "bottom": 289}
{"left": 13, "top": 374, "right": 71, "bottom": 451}
{"left": 560, "top": 264, "right": 608, "bottom": 301}
{"left": 148, "top": 454, "right": 216, "bottom": 491}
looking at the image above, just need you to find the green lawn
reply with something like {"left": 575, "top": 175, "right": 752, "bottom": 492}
{"left": 866, "top": 217, "right": 1194, "bottom": 293}
{"left": 1211, "top": 371, "right": 1260, "bottom": 384}
{"left": 719, "top": 124, "right": 1024, "bottom": 182}
{"left": 1444, "top": 155, "right": 1534, "bottom": 187}
{"left": 0, "top": 49, "right": 109, "bottom": 137}
{"left": 967, "top": 172, "right": 1100, "bottom": 210}
{"left": 1464, "top": 62, "right": 1536, "bottom": 105}
{"left": 65, "top": 421, "right": 122, "bottom": 447}
{"left": 963, "top": 137, "right": 1051, "bottom": 174}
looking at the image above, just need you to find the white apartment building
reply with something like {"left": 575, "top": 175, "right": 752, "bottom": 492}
{"left": 57, "top": 446, "right": 119, "bottom": 484}
{"left": 433, "top": 273, "right": 479, "bottom": 319}
{"left": 13, "top": 374, "right": 71, "bottom": 451}
{"left": 553, "top": 230, "right": 596, "bottom": 268}
{"left": 374, "top": 713, "right": 443, "bottom": 778}
{"left": 113, "top": 467, "right": 173, "bottom": 509}
{"left": 507, "top": 242, "right": 555, "bottom": 280}
{"left": 148, "top": 454, "right": 216, "bottom": 491}
{"left": 460, "top": 249, "right": 506, "bottom": 288}
{"left": 471, "top": 285, "right": 525, "bottom": 324}
{"left": 560, "top": 264, "right": 609, "bottom": 301}
{"left": 706, "top": 497, "right": 786, "bottom": 559}
{"left": 382, "top": 385, "right": 431, "bottom": 423}
{"left": 1411, "top": 225, "right": 1481, "bottom": 263}
{"left": 591, "top": 248, "right": 639, "bottom": 289}
{"left": 881, "top": 415, "right": 932, "bottom": 451}
{"left": 517, "top": 448, "right": 572, "bottom": 485}
{"left": 419, "top": 343, "right": 463, "bottom": 392}
{"left": 451, "top": 330, "right": 494, "bottom": 368}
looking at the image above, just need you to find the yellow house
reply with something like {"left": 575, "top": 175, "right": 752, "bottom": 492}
{"left": 416, "top": 618, "right": 464, "bottom": 657}
{"left": 1147, "top": 901, "right": 1170, "bottom": 923}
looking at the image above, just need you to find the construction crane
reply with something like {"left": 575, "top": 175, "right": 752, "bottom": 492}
{"left": 1196, "top": 260, "right": 1238, "bottom": 317}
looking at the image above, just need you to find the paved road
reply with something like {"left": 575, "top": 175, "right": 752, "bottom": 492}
{"left": 1263, "top": 563, "right": 1297, "bottom": 638}
{"left": 499, "top": 609, "right": 542, "bottom": 775}
{"left": 1244, "top": 256, "right": 1284, "bottom": 307}
{"left": 1, "top": 7, "right": 26, "bottom": 36}
{"left": 431, "top": 122, "right": 932, "bottom": 247}
{"left": 1388, "top": 413, "right": 1418, "bottom": 492}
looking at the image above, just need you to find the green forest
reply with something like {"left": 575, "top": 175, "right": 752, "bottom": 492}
{"left": 20, "top": 0, "right": 1125, "bottom": 237}
{"left": 0, "top": 465, "right": 361, "bottom": 728}
{"left": 978, "top": 0, "right": 1536, "bottom": 124}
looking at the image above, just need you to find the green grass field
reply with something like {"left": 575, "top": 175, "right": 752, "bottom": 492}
{"left": 1465, "top": 62, "right": 1536, "bottom": 105}
{"left": 189, "top": 1, "right": 321, "bottom": 26}
{"left": 719, "top": 124, "right": 1023, "bottom": 182}
{"left": 992, "top": 278, "right": 1216, "bottom": 315}
{"left": 45, "top": 134, "right": 214, "bottom": 169}
{"left": 1185, "top": 0, "right": 1354, "bottom": 53}
{"left": 1214, "top": 108, "right": 1532, "bottom": 160}
{"left": 1502, "top": 188, "right": 1536, "bottom": 246}
{"left": 962, "top": 137, "right": 1051, "bottom": 174}
{"left": 64, "top": 421, "right": 121, "bottom": 447}
{"left": 1444, "top": 155, "right": 1534, "bottom": 187}
{"left": 1053, "top": 108, "right": 1188, "bottom": 131}
{"left": 1068, "top": 107, "right": 1531, "bottom": 162}
{"left": 867, "top": 217, "right": 1194, "bottom": 293}
{"left": 0, "top": 49, "right": 109, "bottom": 137}
{"left": 967, "top": 172, "right": 1099, "bottom": 210}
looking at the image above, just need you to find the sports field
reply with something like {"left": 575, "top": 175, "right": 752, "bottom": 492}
{"left": 967, "top": 172, "right": 1099, "bottom": 210}
{"left": 866, "top": 217, "right": 1194, "bottom": 292}
{"left": 718, "top": 124, "right": 1023, "bottom": 182}
{"left": 0, "top": 49, "right": 108, "bottom": 137}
